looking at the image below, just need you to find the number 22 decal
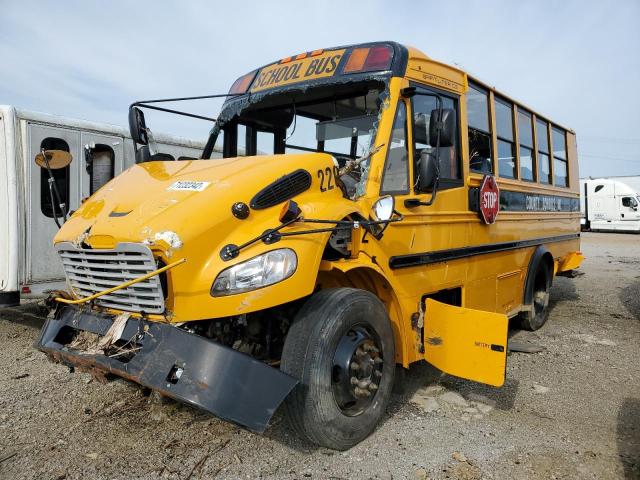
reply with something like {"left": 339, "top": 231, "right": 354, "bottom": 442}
{"left": 317, "top": 167, "right": 338, "bottom": 192}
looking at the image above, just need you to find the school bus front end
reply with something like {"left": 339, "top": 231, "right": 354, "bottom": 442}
{"left": 37, "top": 41, "right": 583, "bottom": 450}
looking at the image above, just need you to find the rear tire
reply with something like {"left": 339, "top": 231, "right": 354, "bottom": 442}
{"left": 519, "top": 263, "right": 552, "bottom": 331}
{"left": 280, "top": 288, "right": 395, "bottom": 450}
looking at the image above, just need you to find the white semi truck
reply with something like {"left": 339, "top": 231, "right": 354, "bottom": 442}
{"left": 0, "top": 105, "right": 214, "bottom": 307}
{"left": 580, "top": 178, "right": 640, "bottom": 233}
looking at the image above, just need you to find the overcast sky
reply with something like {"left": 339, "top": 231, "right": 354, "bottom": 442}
{"left": 1, "top": 0, "right": 638, "bottom": 177}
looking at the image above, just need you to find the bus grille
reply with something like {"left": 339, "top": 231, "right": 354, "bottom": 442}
{"left": 56, "top": 242, "right": 165, "bottom": 314}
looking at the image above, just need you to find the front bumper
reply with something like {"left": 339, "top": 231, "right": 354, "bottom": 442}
{"left": 37, "top": 306, "right": 298, "bottom": 432}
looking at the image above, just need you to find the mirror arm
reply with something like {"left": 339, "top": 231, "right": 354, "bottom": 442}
{"left": 132, "top": 103, "right": 217, "bottom": 123}
{"left": 43, "top": 158, "right": 67, "bottom": 227}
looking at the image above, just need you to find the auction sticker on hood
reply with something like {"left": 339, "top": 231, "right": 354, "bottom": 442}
{"left": 167, "top": 181, "right": 210, "bottom": 192}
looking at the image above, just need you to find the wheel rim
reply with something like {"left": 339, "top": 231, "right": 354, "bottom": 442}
{"left": 331, "top": 325, "right": 384, "bottom": 417}
{"left": 533, "top": 271, "right": 550, "bottom": 317}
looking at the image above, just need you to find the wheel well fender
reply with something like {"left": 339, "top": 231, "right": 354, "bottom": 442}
{"left": 523, "top": 246, "right": 554, "bottom": 306}
{"left": 316, "top": 263, "right": 407, "bottom": 366}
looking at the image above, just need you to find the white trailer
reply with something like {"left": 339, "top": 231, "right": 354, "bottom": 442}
{"left": 0, "top": 105, "right": 214, "bottom": 307}
{"left": 580, "top": 178, "right": 640, "bottom": 233}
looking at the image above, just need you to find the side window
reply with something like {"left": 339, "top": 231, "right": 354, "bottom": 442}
{"left": 87, "top": 144, "right": 115, "bottom": 194}
{"left": 621, "top": 197, "right": 634, "bottom": 208}
{"left": 466, "top": 84, "right": 492, "bottom": 174}
{"left": 517, "top": 110, "right": 535, "bottom": 181}
{"left": 536, "top": 119, "right": 551, "bottom": 184}
{"left": 380, "top": 101, "right": 409, "bottom": 194}
{"left": 39, "top": 137, "right": 70, "bottom": 218}
{"left": 495, "top": 97, "right": 516, "bottom": 179}
{"left": 411, "top": 89, "right": 459, "bottom": 182}
{"left": 552, "top": 126, "right": 568, "bottom": 187}
{"left": 594, "top": 184, "right": 604, "bottom": 193}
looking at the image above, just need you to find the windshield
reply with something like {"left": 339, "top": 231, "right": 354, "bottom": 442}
{"left": 205, "top": 81, "right": 390, "bottom": 197}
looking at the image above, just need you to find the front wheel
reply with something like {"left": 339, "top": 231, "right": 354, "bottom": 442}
{"left": 280, "top": 288, "right": 395, "bottom": 450}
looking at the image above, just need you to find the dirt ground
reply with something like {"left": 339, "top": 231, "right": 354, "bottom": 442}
{"left": 0, "top": 232, "right": 638, "bottom": 480}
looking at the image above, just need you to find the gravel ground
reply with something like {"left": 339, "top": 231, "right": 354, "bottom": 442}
{"left": 0, "top": 232, "right": 638, "bottom": 480}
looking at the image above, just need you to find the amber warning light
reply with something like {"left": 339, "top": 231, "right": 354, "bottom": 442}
{"left": 228, "top": 70, "right": 258, "bottom": 95}
{"left": 343, "top": 45, "right": 393, "bottom": 74}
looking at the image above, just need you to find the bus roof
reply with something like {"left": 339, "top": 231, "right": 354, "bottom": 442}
{"left": 227, "top": 41, "right": 573, "bottom": 134}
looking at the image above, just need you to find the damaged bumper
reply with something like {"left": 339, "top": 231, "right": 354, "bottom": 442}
{"left": 36, "top": 306, "right": 298, "bottom": 432}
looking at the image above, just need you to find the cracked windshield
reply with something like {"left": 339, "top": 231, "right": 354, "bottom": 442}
{"left": 226, "top": 83, "right": 389, "bottom": 197}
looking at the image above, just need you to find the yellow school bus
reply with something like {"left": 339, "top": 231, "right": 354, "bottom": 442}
{"left": 37, "top": 41, "right": 583, "bottom": 450}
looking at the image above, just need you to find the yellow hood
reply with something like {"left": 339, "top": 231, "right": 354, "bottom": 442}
{"left": 54, "top": 153, "right": 359, "bottom": 321}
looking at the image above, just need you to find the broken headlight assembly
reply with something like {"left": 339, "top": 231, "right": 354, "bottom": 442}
{"left": 211, "top": 248, "right": 297, "bottom": 297}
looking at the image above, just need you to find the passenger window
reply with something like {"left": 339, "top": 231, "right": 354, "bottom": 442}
{"left": 517, "top": 110, "right": 535, "bottom": 182}
{"left": 495, "top": 97, "right": 516, "bottom": 179}
{"left": 621, "top": 197, "right": 636, "bottom": 208}
{"left": 381, "top": 101, "right": 409, "bottom": 194}
{"left": 466, "top": 84, "right": 492, "bottom": 174}
{"left": 552, "top": 126, "right": 568, "bottom": 187}
{"left": 594, "top": 184, "right": 604, "bottom": 193}
{"left": 411, "top": 89, "right": 459, "bottom": 181}
{"left": 536, "top": 119, "right": 551, "bottom": 184}
{"left": 39, "top": 137, "right": 71, "bottom": 218}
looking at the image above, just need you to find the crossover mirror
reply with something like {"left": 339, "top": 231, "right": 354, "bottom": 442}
{"left": 429, "top": 108, "right": 455, "bottom": 148}
{"left": 370, "top": 195, "right": 395, "bottom": 222}
{"left": 34, "top": 149, "right": 72, "bottom": 169}
{"left": 128, "top": 106, "right": 149, "bottom": 145}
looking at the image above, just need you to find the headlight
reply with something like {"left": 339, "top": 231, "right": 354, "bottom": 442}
{"left": 210, "top": 248, "right": 297, "bottom": 297}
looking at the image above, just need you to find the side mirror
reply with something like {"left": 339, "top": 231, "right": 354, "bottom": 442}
{"left": 370, "top": 195, "right": 395, "bottom": 222}
{"left": 34, "top": 149, "right": 72, "bottom": 169}
{"left": 416, "top": 150, "right": 438, "bottom": 192}
{"left": 128, "top": 107, "right": 149, "bottom": 145}
{"left": 429, "top": 108, "right": 455, "bottom": 148}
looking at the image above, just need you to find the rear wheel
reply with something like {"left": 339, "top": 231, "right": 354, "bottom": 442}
{"left": 519, "top": 263, "right": 552, "bottom": 331}
{"left": 280, "top": 288, "right": 395, "bottom": 450}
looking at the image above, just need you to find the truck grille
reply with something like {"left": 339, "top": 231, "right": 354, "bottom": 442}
{"left": 56, "top": 242, "right": 165, "bottom": 314}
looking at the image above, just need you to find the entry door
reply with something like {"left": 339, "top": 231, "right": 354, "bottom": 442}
{"left": 27, "top": 124, "right": 81, "bottom": 282}
{"left": 79, "top": 132, "right": 124, "bottom": 199}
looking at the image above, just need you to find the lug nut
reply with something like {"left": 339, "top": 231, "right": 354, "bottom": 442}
{"left": 357, "top": 379, "right": 371, "bottom": 389}
{"left": 350, "top": 362, "right": 360, "bottom": 371}
{"left": 374, "top": 357, "right": 383, "bottom": 364}
{"left": 350, "top": 376, "right": 359, "bottom": 386}
{"left": 368, "top": 382, "right": 378, "bottom": 391}
{"left": 374, "top": 370, "right": 382, "bottom": 377}
{"left": 354, "top": 387, "right": 371, "bottom": 397}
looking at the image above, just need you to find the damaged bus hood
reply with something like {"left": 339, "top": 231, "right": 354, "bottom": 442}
{"left": 58, "top": 154, "right": 335, "bottom": 246}
{"left": 54, "top": 153, "right": 356, "bottom": 321}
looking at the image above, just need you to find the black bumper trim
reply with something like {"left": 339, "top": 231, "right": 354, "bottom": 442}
{"left": 389, "top": 233, "right": 580, "bottom": 269}
{"left": 37, "top": 306, "right": 298, "bottom": 433}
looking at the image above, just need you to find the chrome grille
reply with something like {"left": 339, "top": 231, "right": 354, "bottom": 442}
{"left": 56, "top": 242, "right": 165, "bottom": 314}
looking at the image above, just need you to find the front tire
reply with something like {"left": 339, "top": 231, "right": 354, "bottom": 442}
{"left": 280, "top": 288, "right": 395, "bottom": 450}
